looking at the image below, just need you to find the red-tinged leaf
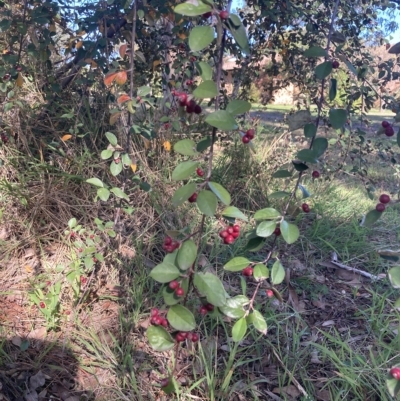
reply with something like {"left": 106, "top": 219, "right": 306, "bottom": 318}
{"left": 115, "top": 71, "right": 127, "bottom": 85}
{"left": 104, "top": 72, "right": 117, "bottom": 86}
{"left": 117, "top": 94, "right": 131, "bottom": 104}
{"left": 119, "top": 44, "right": 127, "bottom": 58}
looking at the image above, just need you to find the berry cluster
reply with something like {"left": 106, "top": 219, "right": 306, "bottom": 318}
{"left": 219, "top": 224, "right": 240, "bottom": 244}
{"left": 163, "top": 237, "right": 180, "bottom": 253}
{"left": 199, "top": 303, "right": 214, "bottom": 315}
{"left": 242, "top": 128, "right": 255, "bottom": 144}
{"left": 168, "top": 280, "right": 185, "bottom": 297}
{"left": 196, "top": 167, "right": 204, "bottom": 177}
{"left": 382, "top": 121, "right": 395, "bottom": 137}
{"left": 172, "top": 91, "right": 202, "bottom": 114}
{"left": 302, "top": 203, "right": 310, "bottom": 213}
{"left": 176, "top": 331, "right": 199, "bottom": 342}
{"left": 150, "top": 308, "right": 169, "bottom": 327}
{"left": 376, "top": 193, "right": 390, "bottom": 212}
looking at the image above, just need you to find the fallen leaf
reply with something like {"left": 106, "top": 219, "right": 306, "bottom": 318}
{"left": 117, "top": 94, "right": 131, "bottom": 104}
{"left": 75, "top": 41, "right": 83, "bottom": 49}
{"left": 16, "top": 72, "right": 23, "bottom": 87}
{"left": 163, "top": 140, "right": 171, "bottom": 151}
{"left": 119, "top": 44, "right": 127, "bottom": 58}
{"left": 104, "top": 72, "right": 117, "bottom": 86}
{"left": 27, "top": 327, "right": 47, "bottom": 340}
{"left": 24, "top": 390, "right": 38, "bottom": 401}
{"left": 30, "top": 370, "right": 46, "bottom": 391}
{"left": 273, "top": 384, "right": 301, "bottom": 398}
{"left": 109, "top": 112, "right": 121, "bottom": 125}
{"left": 61, "top": 134, "right": 72, "bottom": 142}
{"left": 130, "top": 164, "right": 137, "bottom": 172}
{"left": 25, "top": 265, "right": 33, "bottom": 273}
{"left": 153, "top": 59, "right": 161, "bottom": 70}
{"left": 11, "top": 336, "right": 22, "bottom": 346}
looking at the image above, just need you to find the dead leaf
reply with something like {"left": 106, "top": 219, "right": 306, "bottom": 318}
{"left": 117, "top": 94, "right": 131, "bottom": 104}
{"left": 119, "top": 44, "right": 127, "bottom": 58}
{"left": 273, "top": 385, "right": 301, "bottom": 398}
{"left": 25, "top": 265, "right": 33, "bottom": 273}
{"left": 321, "top": 320, "right": 335, "bottom": 327}
{"left": 27, "top": 327, "right": 47, "bottom": 340}
{"left": 11, "top": 336, "right": 22, "bottom": 346}
{"left": 115, "top": 71, "right": 127, "bottom": 85}
{"left": 24, "top": 390, "right": 38, "bottom": 401}
{"left": 104, "top": 72, "right": 117, "bottom": 86}
{"left": 310, "top": 350, "right": 323, "bottom": 364}
{"left": 24, "top": 248, "right": 35, "bottom": 258}
{"left": 130, "top": 164, "right": 137, "bottom": 172}
{"left": 30, "top": 370, "right": 46, "bottom": 391}
{"left": 109, "top": 112, "right": 121, "bottom": 125}
{"left": 287, "top": 110, "right": 312, "bottom": 131}
{"left": 61, "top": 134, "right": 72, "bottom": 142}
{"left": 85, "top": 58, "right": 97, "bottom": 68}
{"left": 75, "top": 41, "right": 83, "bottom": 49}
{"left": 316, "top": 389, "right": 331, "bottom": 401}
{"left": 16, "top": 72, "right": 23, "bottom": 87}
{"left": 163, "top": 140, "right": 171, "bottom": 151}
{"left": 153, "top": 59, "right": 161, "bottom": 70}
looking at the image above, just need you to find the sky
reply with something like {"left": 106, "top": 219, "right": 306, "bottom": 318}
{"left": 231, "top": 0, "right": 400, "bottom": 44}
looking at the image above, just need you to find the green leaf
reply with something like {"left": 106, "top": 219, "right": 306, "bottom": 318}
{"left": 292, "top": 161, "right": 309, "bottom": 171}
{"left": 387, "top": 374, "right": 400, "bottom": 397}
{"left": 174, "top": 1, "right": 212, "bottom": 16}
{"left": 272, "top": 170, "right": 292, "bottom": 178}
{"left": 137, "top": 86, "right": 151, "bottom": 96}
{"left": 269, "top": 191, "right": 290, "bottom": 199}
{"left": 172, "top": 183, "right": 197, "bottom": 207}
{"left": 304, "top": 123, "right": 317, "bottom": 138}
{"left": 193, "top": 80, "right": 218, "bottom": 98}
{"left": 253, "top": 264, "right": 269, "bottom": 281}
{"left": 329, "top": 78, "right": 337, "bottom": 101}
{"left": 105, "top": 132, "right": 118, "bottom": 146}
{"left": 224, "top": 257, "right": 251, "bottom": 272}
{"left": 298, "top": 184, "right": 310, "bottom": 199}
{"left": 219, "top": 295, "right": 248, "bottom": 319}
{"left": 271, "top": 260, "right": 285, "bottom": 285}
{"left": 110, "top": 161, "right": 123, "bottom": 176}
{"left": 232, "top": 317, "right": 247, "bottom": 342}
{"left": 167, "top": 305, "right": 196, "bottom": 331}
{"left": 101, "top": 149, "right": 113, "bottom": 160}
{"left": 361, "top": 209, "right": 383, "bottom": 227}
{"left": 248, "top": 310, "right": 267, "bottom": 335}
{"left": 163, "top": 278, "right": 189, "bottom": 306}
{"left": 287, "top": 110, "right": 312, "bottom": 131}
{"left": 304, "top": 46, "right": 328, "bottom": 58}
{"left": 196, "top": 136, "right": 212, "bottom": 152}
{"left": 329, "top": 109, "right": 347, "bottom": 130}
{"left": 122, "top": 153, "right": 132, "bottom": 166}
{"left": 97, "top": 187, "right": 110, "bottom": 201}
{"left": 150, "top": 262, "right": 180, "bottom": 283}
{"left": 388, "top": 266, "right": 400, "bottom": 289}
{"left": 172, "top": 161, "right": 198, "bottom": 180}
{"left": 196, "top": 190, "right": 217, "bottom": 216}
{"left": 254, "top": 208, "right": 281, "bottom": 220}
{"left": 221, "top": 206, "right": 248, "bottom": 221}
{"left": 280, "top": 220, "right": 300, "bottom": 244}
{"left": 205, "top": 110, "right": 238, "bottom": 131}
{"left": 110, "top": 187, "right": 129, "bottom": 200}
{"left": 146, "top": 326, "right": 175, "bottom": 351}
{"left": 227, "top": 14, "right": 250, "bottom": 55}
{"left": 312, "top": 137, "right": 328, "bottom": 158}
{"left": 226, "top": 100, "right": 251, "bottom": 115}
{"left": 68, "top": 218, "right": 77, "bottom": 229}
{"left": 193, "top": 272, "right": 227, "bottom": 307}
{"left": 315, "top": 61, "right": 333, "bottom": 80}
{"left": 196, "top": 61, "right": 213, "bottom": 81}
{"left": 174, "top": 139, "right": 197, "bottom": 156}
{"left": 296, "top": 149, "right": 318, "bottom": 163}
{"left": 177, "top": 240, "right": 197, "bottom": 270}
{"left": 208, "top": 182, "right": 231, "bottom": 205}
{"left": 189, "top": 26, "right": 214, "bottom": 52}
{"left": 256, "top": 221, "right": 276, "bottom": 237}
{"left": 86, "top": 178, "right": 104, "bottom": 187}
{"left": 245, "top": 237, "right": 265, "bottom": 252}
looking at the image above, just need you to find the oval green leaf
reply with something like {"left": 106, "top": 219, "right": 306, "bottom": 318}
{"left": 193, "top": 80, "right": 218, "bottom": 98}
{"left": 172, "top": 183, "right": 197, "bottom": 207}
{"left": 110, "top": 160, "right": 123, "bottom": 176}
{"left": 303, "top": 46, "right": 328, "bottom": 58}
{"left": 224, "top": 257, "right": 251, "bottom": 272}
{"left": 304, "top": 123, "right": 317, "bottom": 138}
{"left": 150, "top": 262, "right": 180, "bottom": 283}
{"left": 226, "top": 99, "right": 251, "bottom": 115}
{"left": 315, "top": 61, "right": 333, "bottom": 80}
{"left": 208, "top": 182, "right": 231, "bottom": 205}
{"left": 146, "top": 326, "right": 175, "bottom": 352}
{"left": 248, "top": 310, "right": 267, "bottom": 335}
{"left": 167, "top": 305, "right": 196, "bottom": 332}
{"left": 312, "top": 137, "right": 328, "bottom": 158}
{"left": 256, "top": 221, "right": 276, "bottom": 238}
{"left": 174, "top": 139, "right": 197, "bottom": 156}
{"left": 87, "top": 178, "right": 104, "bottom": 187}
{"left": 232, "top": 317, "right": 247, "bottom": 342}
{"left": 280, "top": 220, "right": 300, "bottom": 244}
{"left": 177, "top": 239, "right": 197, "bottom": 271}
{"left": 172, "top": 161, "right": 198, "bottom": 181}
{"left": 105, "top": 132, "right": 118, "bottom": 146}
{"left": 189, "top": 26, "right": 214, "bottom": 51}
{"left": 219, "top": 295, "right": 248, "bottom": 319}
{"left": 174, "top": 2, "right": 212, "bottom": 16}
{"left": 97, "top": 187, "right": 110, "bottom": 201}
{"left": 196, "top": 190, "right": 217, "bottom": 216}
{"left": 388, "top": 266, "right": 400, "bottom": 289}
{"left": 296, "top": 149, "right": 318, "bottom": 163}
{"left": 205, "top": 110, "right": 238, "bottom": 131}
{"left": 196, "top": 61, "right": 213, "bottom": 81}
{"left": 193, "top": 272, "right": 227, "bottom": 307}
{"left": 253, "top": 263, "right": 269, "bottom": 281}
{"left": 271, "top": 260, "right": 285, "bottom": 285}
{"left": 272, "top": 170, "right": 292, "bottom": 178}
{"left": 110, "top": 187, "right": 129, "bottom": 200}
{"left": 254, "top": 208, "right": 281, "bottom": 220}
{"left": 101, "top": 149, "right": 113, "bottom": 160}
{"left": 361, "top": 209, "right": 383, "bottom": 227}
{"left": 221, "top": 206, "right": 248, "bottom": 221}
{"left": 329, "top": 108, "right": 347, "bottom": 130}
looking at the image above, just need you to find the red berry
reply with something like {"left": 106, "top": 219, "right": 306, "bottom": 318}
{"left": 178, "top": 93, "right": 188, "bottom": 106}
{"left": 151, "top": 308, "right": 159, "bottom": 317}
{"left": 161, "top": 319, "right": 169, "bottom": 328}
{"left": 233, "top": 225, "right": 240, "bottom": 232}
{"left": 224, "top": 235, "right": 235, "bottom": 245}
{"left": 376, "top": 203, "right": 385, "bottom": 212}
{"left": 245, "top": 129, "right": 255, "bottom": 139}
{"left": 175, "top": 287, "right": 185, "bottom": 297}
{"left": 179, "top": 332, "right": 188, "bottom": 339}
{"left": 150, "top": 317, "right": 158, "bottom": 325}
{"left": 312, "top": 170, "right": 320, "bottom": 178}
{"left": 176, "top": 333, "right": 186, "bottom": 342}
{"left": 202, "top": 11, "right": 212, "bottom": 19}
{"left": 39, "top": 302, "right": 46, "bottom": 309}
{"left": 199, "top": 306, "right": 208, "bottom": 315}
{"left": 242, "top": 266, "right": 253, "bottom": 277}
{"left": 164, "top": 237, "right": 172, "bottom": 246}
{"left": 385, "top": 126, "right": 395, "bottom": 137}
{"left": 379, "top": 194, "right": 390, "bottom": 204}
{"left": 155, "top": 316, "right": 163, "bottom": 325}
{"left": 164, "top": 245, "right": 174, "bottom": 253}
{"left": 266, "top": 289, "right": 274, "bottom": 298}
{"left": 161, "top": 378, "right": 170, "bottom": 387}
{"left": 186, "top": 100, "right": 196, "bottom": 113}
{"left": 219, "top": 230, "right": 228, "bottom": 238}
{"left": 169, "top": 280, "right": 179, "bottom": 290}
{"left": 227, "top": 227, "right": 234, "bottom": 234}
{"left": 196, "top": 168, "right": 204, "bottom": 177}
{"left": 191, "top": 333, "right": 199, "bottom": 342}
{"left": 80, "top": 276, "right": 87, "bottom": 284}
{"left": 65, "top": 310, "right": 71, "bottom": 315}
{"left": 172, "top": 241, "right": 180, "bottom": 250}
{"left": 390, "top": 367, "right": 400, "bottom": 380}
{"left": 188, "top": 193, "right": 198, "bottom": 203}
{"left": 302, "top": 203, "right": 310, "bottom": 213}
{"left": 205, "top": 303, "right": 214, "bottom": 311}
{"left": 274, "top": 227, "right": 281, "bottom": 236}
{"left": 194, "top": 104, "right": 202, "bottom": 114}
{"left": 332, "top": 60, "right": 340, "bottom": 69}
{"left": 242, "top": 135, "right": 250, "bottom": 144}
{"left": 220, "top": 10, "right": 229, "bottom": 19}
{"left": 382, "top": 120, "right": 390, "bottom": 128}
{"left": 232, "top": 231, "right": 240, "bottom": 239}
